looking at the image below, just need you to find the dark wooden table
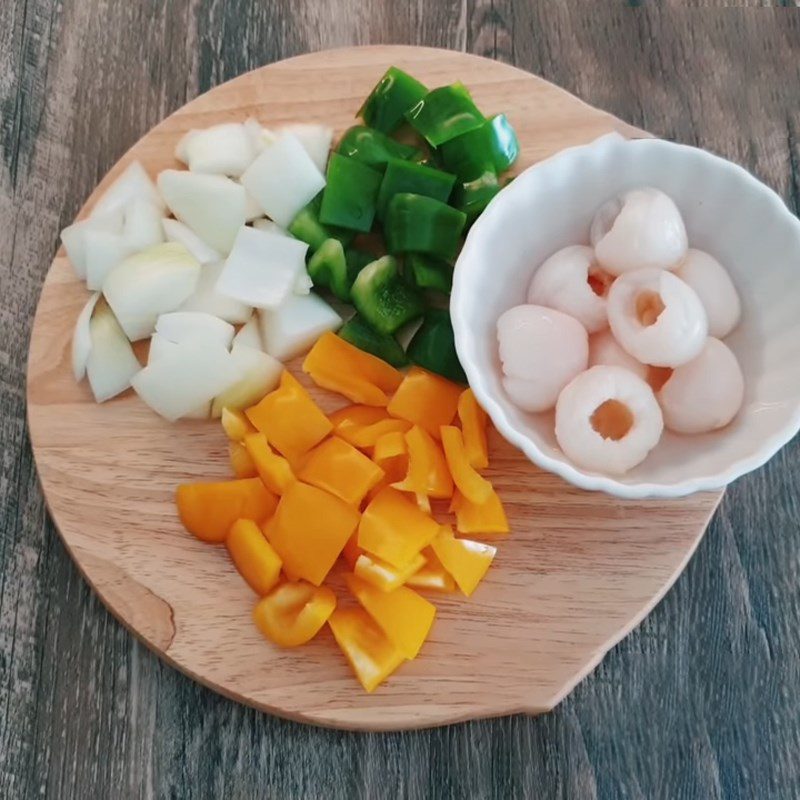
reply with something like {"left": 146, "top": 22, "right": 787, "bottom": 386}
{"left": 2, "top": 3, "right": 799, "bottom": 798}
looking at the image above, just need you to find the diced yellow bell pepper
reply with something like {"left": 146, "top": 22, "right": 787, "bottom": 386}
{"left": 430, "top": 526, "right": 496, "bottom": 597}
{"left": 328, "top": 607, "right": 404, "bottom": 692}
{"left": 268, "top": 481, "right": 360, "bottom": 586}
{"left": 330, "top": 404, "right": 388, "bottom": 429}
{"left": 303, "top": 332, "right": 404, "bottom": 406}
{"left": 358, "top": 487, "right": 439, "bottom": 568}
{"left": 405, "top": 547, "right": 456, "bottom": 592}
{"left": 457, "top": 388, "right": 489, "bottom": 470}
{"left": 392, "top": 425, "right": 453, "bottom": 500}
{"left": 386, "top": 367, "right": 461, "bottom": 439}
{"left": 298, "top": 436, "right": 384, "bottom": 506}
{"left": 343, "top": 418, "right": 412, "bottom": 450}
{"left": 450, "top": 488, "right": 509, "bottom": 535}
{"left": 221, "top": 407, "right": 257, "bottom": 442}
{"left": 440, "top": 425, "right": 493, "bottom": 504}
{"left": 346, "top": 574, "right": 436, "bottom": 660}
{"left": 226, "top": 519, "right": 282, "bottom": 595}
{"left": 244, "top": 432, "right": 295, "bottom": 494}
{"left": 329, "top": 404, "right": 411, "bottom": 450}
{"left": 341, "top": 531, "right": 364, "bottom": 569}
{"left": 253, "top": 580, "right": 336, "bottom": 647}
{"left": 229, "top": 440, "right": 257, "bottom": 478}
{"left": 176, "top": 478, "right": 277, "bottom": 543}
{"left": 246, "top": 371, "right": 332, "bottom": 462}
{"left": 354, "top": 550, "right": 427, "bottom": 592}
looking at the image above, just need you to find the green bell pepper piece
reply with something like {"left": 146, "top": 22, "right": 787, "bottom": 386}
{"left": 288, "top": 194, "right": 355, "bottom": 251}
{"left": 385, "top": 193, "right": 467, "bottom": 260}
{"left": 438, "top": 114, "right": 519, "bottom": 179}
{"left": 407, "top": 309, "right": 466, "bottom": 384}
{"left": 338, "top": 314, "right": 409, "bottom": 368}
{"left": 345, "top": 247, "right": 376, "bottom": 282}
{"left": 406, "top": 253, "right": 452, "bottom": 294}
{"left": 452, "top": 169, "right": 501, "bottom": 224}
{"left": 337, "top": 125, "right": 423, "bottom": 172}
{"left": 376, "top": 158, "right": 456, "bottom": 220}
{"left": 307, "top": 238, "right": 351, "bottom": 301}
{"left": 358, "top": 67, "right": 428, "bottom": 134}
{"left": 319, "top": 154, "right": 383, "bottom": 233}
{"left": 405, "top": 83, "right": 485, "bottom": 147}
{"left": 351, "top": 255, "right": 424, "bottom": 335}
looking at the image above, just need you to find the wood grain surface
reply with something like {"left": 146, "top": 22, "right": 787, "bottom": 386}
{"left": 3, "top": 2, "right": 800, "bottom": 798}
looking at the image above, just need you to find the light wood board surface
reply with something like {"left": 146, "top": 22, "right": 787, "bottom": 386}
{"left": 26, "top": 45, "right": 722, "bottom": 730}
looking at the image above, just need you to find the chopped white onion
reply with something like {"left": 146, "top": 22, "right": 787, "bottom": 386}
{"left": 155, "top": 311, "right": 235, "bottom": 349}
{"left": 174, "top": 130, "right": 198, "bottom": 164}
{"left": 244, "top": 191, "right": 264, "bottom": 222}
{"left": 179, "top": 260, "right": 251, "bottom": 324}
{"left": 176, "top": 122, "right": 256, "bottom": 177}
{"left": 102, "top": 242, "right": 201, "bottom": 341}
{"left": 162, "top": 218, "right": 221, "bottom": 264}
{"left": 258, "top": 292, "right": 341, "bottom": 361}
{"left": 241, "top": 133, "right": 325, "bottom": 227}
{"left": 280, "top": 123, "right": 334, "bottom": 173}
{"left": 123, "top": 199, "right": 165, "bottom": 251}
{"left": 90, "top": 161, "right": 164, "bottom": 218}
{"left": 60, "top": 209, "right": 124, "bottom": 279}
{"left": 86, "top": 300, "right": 141, "bottom": 402}
{"left": 85, "top": 230, "right": 135, "bottom": 290}
{"left": 210, "top": 343, "right": 283, "bottom": 417}
{"left": 146, "top": 332, "right": 178, "bottom": 365}
{"left": 157, "top": 169, "right": 246, "bottom": 255}
{"left": 243, "top": 117, "right": 277, "bottom": 154}
{"left": 216, "top": 226, "right": 308, "bottom": 310}
{"left": 131, "top": 339, "right": 242, "bottom": 421}
{"left": 232, "top": 315, "right": 263, "bottom": 350}
{"left": 72, "top": 292, "right": 101, "bottom": 381}
{"left": 251, "top": 219, "right": 291, "bottom": 236}
{"left": 294, "top": 272, "right": 313, "bottom": 295}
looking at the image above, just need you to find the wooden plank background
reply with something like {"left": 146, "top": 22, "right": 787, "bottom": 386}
{"left": 1, "top": 2, "right": 799, "bottom": 798}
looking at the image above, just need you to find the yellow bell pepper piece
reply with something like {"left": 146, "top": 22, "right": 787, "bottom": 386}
{"left": 269, "top": 481, "right": 360, "bottom": 586}
{"left": 328, "top": 607, "right": 404, "bottom": 692}
{"left": 244, "top": 432, "right": 295, "bottom": 495}
{"left": 346, "top": 574, "right": 436, "bottom": 660}
{"left": 341, "top": 531, "right": 364, "bottom": 569}
{"left": 253, "top": 580, "right": 336, "bottom": 647}
{"left": 303, "top": 332, "right": 404, "bottom": 406}
{"left": 430, "top": 526, "right": 496, "bottom": 597}
{"left": 229, "top": 440, "right": 257, "bottom": 478}
{"left": 358, "top": 487, "right": 439, "bottom": 568}
{"left": 221, "top": 407, "right": 256, "bottom": 442}
{"left": 457, "top": 388, "right": 489, "bottom": 470}
{"left": 386, "top": 367, "right": 461, "bottom": 439}
{"left": 450, "top": 488, "right": 509, "bottom": 535}
{"left": 405, "top": 547, "right": 456, "bottom": 592}
{"left": 440, "top": 425, "right": 493, "bottom": 504}
{"left": 226, "top": 519, "right": 282, "bottom": 595}
{"left": 392, "top": 425, "right": 453, "bottom": 500}
{"left": 366, "top": 430, "right": 409, "bottom": 502}
{"left": 329, "top": 404, "right": 410, "bottom": 449}
{"left": 246, "top": 371, "right": 332, "bottom": 462}
{"left": 354, "top": 550, "right": 427, "bottom": 593}
{"left": 297, "top": 436, "right": 384, "bottom": 506}
{"left": 176, "top": 478, "right": 277, "bottom": 543}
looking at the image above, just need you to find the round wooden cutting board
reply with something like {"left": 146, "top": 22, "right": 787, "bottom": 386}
{"left": 27, "top": 46, "right": 722, "bottom": 730}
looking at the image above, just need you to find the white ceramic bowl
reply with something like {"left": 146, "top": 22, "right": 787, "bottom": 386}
{"left": 451, "top": 133, "right": 800, "bottom": 498}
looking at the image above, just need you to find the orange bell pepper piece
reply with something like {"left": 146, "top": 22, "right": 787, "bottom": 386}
{"left": 176, "top": 478, "right": 277, "bottom": 543}
{"left": 329, "top": 404, "right": 410, "bottom": 449}
{"left": 392, "top": 425, "right": 453, "bottom": 500}
{"left": 457, "top": 388, "right": 489, "bottom": 470}
{"left": 221, "top": 407, "right": 256, "bottom": 442}
{"left": 367, "top": 430, "right": 409, "bottom": 502}
{"left": 354, "top": 550, "right": 427, "bottom": 593}
{"left": 386, "top": 367, "right": 461, "bottom": 439}
{"left": 328, "top": 607, "right": 404, "bottom": 692}
{"left": 346, "top": 574, "right": 436, "bottom": 660}
{"left": 440, "top": 425, "right": 493, "bottom": 504}
{"left": 229, "top": 440, "right": 257, "bottom": 478}
{"left": 405, "top": 547, "right": 456, "bottom": 592}
{"left": 298, "top": 436, "right": 384, "bottom": 506}
{"left": 226, "top": 519, "right": 282, "bottom": 595}
{"left": 303, "top": 332, "right": 404, "bottom": 406}
{"left": 430, "top": 526, "right": 496, "bottom": 597}
{"left": 450, "top": 488, "right": 509, "bottom": 535}
{"left": 268, "top": 481, "right": 360, "bottom": 586}
{"left": 245, "top": 371, "right": 332, "bottom": 462}
{"left": 253, "top": 580, "right": 336, "bottom": 647}
{"left": 341, "top": 531, "right": 364, "bottom": 569}
{"left": 244, "top": 432, "right": 295, "bottom": 494}
{"left": 358, "top": 487, "right": 439, "bottom": 568}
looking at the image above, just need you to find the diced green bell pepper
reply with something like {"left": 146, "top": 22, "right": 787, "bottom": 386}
{"left": 320, "top": 154, "right": 382, "bottom": 233}
{"left": 405, "top": 83, "right": 485, "bottom": 147}
{"left": 345, "top": 247, "right": 376, "bottom": 282}
{"left": 438, "top": 114, "right": 519, "bottom": 179}
{"left": 407, "top": 309, "right": 466, "bottom": 384}
{"left": 406, "top": 253, "right": 452, "bottom": 294}
{"left": 452, "top": 169, "right": 501, "bottom": 224}
{"left": 307, "top": 238, "right": 351, "bottom": 301}
{"left": 385, "top": 193, "right": 466, "bottom": 260}
{"left": 338, "top": 314, "right": 409, "bottom": 367}
{"left": 337, "top": 126, "right": 423, "bottom": 172}
{"left": 376, "top": 158, "right": 456, "bottom": 220}
{"left": 288, "top": 193, "right": 355, "bottom": 251}
{"left": 358, "top": 67, "right": 428, "bottom": 134}
{"left": 351, "top": 255, "right": 424, "bottom": 335}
